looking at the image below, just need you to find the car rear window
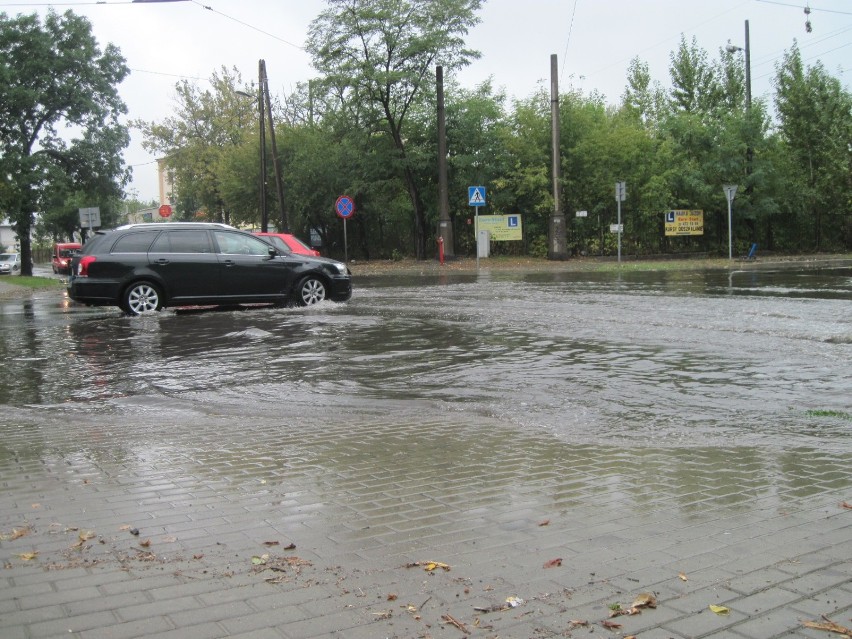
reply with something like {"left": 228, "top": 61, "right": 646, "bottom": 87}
{"left": 110, "top": 231, "right": 160, "bottom": 254}
{"left": 150, "top": 230, "right": 212, "bottom": 254}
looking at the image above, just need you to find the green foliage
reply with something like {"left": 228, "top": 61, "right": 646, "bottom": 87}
{"left": 774, "top": 45, "right": 852, "bottom": 252}
{"left": 134, "top": 66, "right": 257, "bottom": 225}
{"left": 0, "top": 9, "right": 130, "bottom": 273}
{"left": 305, "top": 0, "right": 483, "bottom": 259}
{"left": 132, "top": 6, "right": 849, "bottom": 261}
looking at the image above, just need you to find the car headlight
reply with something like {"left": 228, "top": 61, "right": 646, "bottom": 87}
{"left": 330, "top": 261, "right": 348, "bottom": 274}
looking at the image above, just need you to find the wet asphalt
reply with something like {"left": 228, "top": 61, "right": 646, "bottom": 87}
{"left": 0, "top": 260, "right": 850, "bottom": 639}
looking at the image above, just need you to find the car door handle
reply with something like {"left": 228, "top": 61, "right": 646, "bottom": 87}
{"left": 222, "top": 259, "right": 236, "bottom": 267}
{"left": 156, "top": 259, "right": 170, "bottom": 265}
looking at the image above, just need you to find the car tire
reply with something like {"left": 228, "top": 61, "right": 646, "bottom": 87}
{"left": 122, "top": 281, "right": 163, "bottom": 315}
{"left": 294, "top": 275, "right": 327, "bottom": 306}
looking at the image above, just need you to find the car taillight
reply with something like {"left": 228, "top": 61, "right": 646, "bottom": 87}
{"left": 78, "top": 255, "right": 97, "bottom": 277}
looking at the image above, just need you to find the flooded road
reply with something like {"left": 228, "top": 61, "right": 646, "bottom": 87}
{"left": 2, "top": 265, "right": 849, "bottom": 449}
{"left": 1, "top": 263, "right": 850, "bottom": 638}
{"left": 2, "top": 263, "right": 850, "bottom": 516}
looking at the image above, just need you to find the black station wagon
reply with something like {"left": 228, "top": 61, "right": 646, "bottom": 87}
{"left": 67, "top": 223, "right": 352, "bottom": 315}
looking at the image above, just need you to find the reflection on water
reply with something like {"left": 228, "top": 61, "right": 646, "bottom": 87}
{"left": 0, "top": 265, "right": 849, "bottom": 528}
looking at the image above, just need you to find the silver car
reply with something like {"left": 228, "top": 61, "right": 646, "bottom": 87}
{"left": 0, "top": 253, "right": 21, "bottom": 275}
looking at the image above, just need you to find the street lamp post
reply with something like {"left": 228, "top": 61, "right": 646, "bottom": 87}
{"left": 727, "top": 20, "right": 753, "bottom": 181}
{"left": 726, "top": 20, "right": 751, "bottom": 112}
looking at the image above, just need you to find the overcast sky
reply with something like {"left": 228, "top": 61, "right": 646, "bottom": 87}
{"left": 4, "top": 0, "right": 851, "bottom": 203}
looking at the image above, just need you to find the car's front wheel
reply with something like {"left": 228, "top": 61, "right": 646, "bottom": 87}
{"left": 295, "top": 275, "right": 327, "bottom": 306}
{"left": 122, "top": 281, "right": 163, "bottom": 315}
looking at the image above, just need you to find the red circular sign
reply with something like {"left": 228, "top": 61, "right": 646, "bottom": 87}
{"left": 159, "top": 205, "right": 172, "bottom": 218}
{"left": 335, "top": 195, "right": 355, "bottom": 219}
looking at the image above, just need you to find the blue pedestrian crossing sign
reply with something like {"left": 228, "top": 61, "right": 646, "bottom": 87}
{"left": 468, "top": 186, "right": 486, "bottom": 207}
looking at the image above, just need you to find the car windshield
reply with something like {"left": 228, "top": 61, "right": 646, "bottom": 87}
{"left": 290, "top": 236, "right": 314, "bottom": 252}
{"left": 0, "top": 254, "right": 16, "bottom": 263}
{"left": 265, "top": 236, "right": 292, "bottom": 254}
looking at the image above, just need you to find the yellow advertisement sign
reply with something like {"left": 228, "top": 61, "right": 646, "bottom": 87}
{"left": 665, "top": 210, "right": 704, "bottom": 236}
{"left": 476, "top": 214, "right": 523, "bottom": 241}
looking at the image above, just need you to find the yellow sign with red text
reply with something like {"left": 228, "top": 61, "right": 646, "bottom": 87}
{"left": 665, "top": 210, "right": 704, "bottom": 236}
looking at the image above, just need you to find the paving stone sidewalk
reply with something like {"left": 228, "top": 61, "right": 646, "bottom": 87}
{"left": 1, "top": 413, "right": 850, "bottom": 639}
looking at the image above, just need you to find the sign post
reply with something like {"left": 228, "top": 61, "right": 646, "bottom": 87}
{"left": 615, "top": 182, "right": 626, "bottom": 264}
{"left": 468, "top": 186, "right": 486, "bottom": 267}
{"left": 723, "top": 185, "right": 738, "bottom": 261}
{"left": 78, "top": 207, "right": 101, "bottom": 233}
{"left": 335, "top": 195, "right": 355, "bottom": 263}
{"left": 467, "top": 186, "right": 485, "bottom": 269}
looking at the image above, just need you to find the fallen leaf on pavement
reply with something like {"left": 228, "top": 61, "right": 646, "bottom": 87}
{"left": 543, "top": 557, "right": 562, "bottom": 568}
{"left": 601, "top": 619, "right": 622, "bottom": 629}
{"left": 3, "top": 527, "right": 31, "bottom": 541}
{"left": 678, "top": 572, "right": 688, "bottom": 581}
{"left": 841, "top": 501, "right": 852, "bottom": 510}
{"left": 16, "top": 552, "right": 38, "bottom": 561}
{"left": 709, "top": 604, "right": 730, "bottom": 615}
{"left": 803, "top": 616, "right": 852, "bottom": 637}
{"left": 416, "top": 560, "right": 450, "bottom": 572}
{"left": 631, "top": 592, "right": 657, "bottom": 609}
{"left": 538, "top": 519, "right": 550, "bottom": 526}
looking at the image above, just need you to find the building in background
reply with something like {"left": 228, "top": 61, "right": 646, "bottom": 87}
{"left": 157, "top": 159, "right": 173, "bottom": 209}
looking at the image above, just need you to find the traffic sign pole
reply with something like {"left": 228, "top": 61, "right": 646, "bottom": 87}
{"left": 615, "top": 182, "right": 626, "bottom": 264}
{"left": 468, "top": 186, "right": 486, "bottom": 268}
{"left": 335, "top": 195, "right": 355, "bottom": 264}
{"left": 723, "top": 185, "right": 738, "bottom": 261}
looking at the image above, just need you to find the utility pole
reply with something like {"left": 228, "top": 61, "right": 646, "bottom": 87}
{"left": 260, "top": 60, "right": 288, "bottom": 232}
{"left": 436, "top": 66, "right": 454, "bottom": 259}
{"left": 548, "top": 54, "right": 567, "bottom": 260}
{"left": 257, "top": 61, "right": 267, "bottom": 232}
{"left": 744, "top": 20, "right": 753, "bottom": 189}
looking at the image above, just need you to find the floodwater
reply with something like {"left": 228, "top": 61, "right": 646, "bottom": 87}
{"left": 1, "top": 264, "right": 850, "bottom": 509}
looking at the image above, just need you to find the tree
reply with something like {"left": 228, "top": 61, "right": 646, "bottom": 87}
{"left": 669, "top": 36, "right": 721, "bottom": 115}
{"left": 774, "top": 44, "right": 852, "bottom": 251}
{"left": 0, "top": 10, "right": 130, "bottom": 273}
{"left": 134, "top": 66, "right": 258, "bottom": 226}
{"left": 306, "top": 0, "right": 483, "bottom": 259}
{"left": 621, "top": 57, "right": 666, "bottom": 126}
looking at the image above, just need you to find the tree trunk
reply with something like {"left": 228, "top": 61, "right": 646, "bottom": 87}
{"left": 13, "top": 209, "right": 34, "bottom": 277}
{"left": 402, "top": 163, "right": 427, "bottom": 259}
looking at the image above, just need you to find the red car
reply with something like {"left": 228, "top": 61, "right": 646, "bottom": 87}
{"left": 52, "top": 242, "right": 82, "bottom": 274}
{"left": 254, "top": 232, "right": 320, "bottom": 257}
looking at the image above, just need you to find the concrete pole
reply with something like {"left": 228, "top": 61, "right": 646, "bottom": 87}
{"left": 261, "top": 60, "right": 289, "bottom": 233}
{"left": 548, "top": 54, "right": 567, "bottom": 260}
{"left": 436, "top": 66, "right": 454, "bottom": 259}
{"left": 258, "top": 61, "right": 267, "bottom": 232}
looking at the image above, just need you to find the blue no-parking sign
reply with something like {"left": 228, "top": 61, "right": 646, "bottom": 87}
{"left": 335, "top": 195, "right": 355, "bottom": 219}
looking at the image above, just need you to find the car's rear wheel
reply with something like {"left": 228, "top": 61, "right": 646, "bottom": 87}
{"left": 122, "top": 281, "right": 163, "bottom": 315}
{"left": 295, "top": 275, "right": 327, "bottom": 306}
